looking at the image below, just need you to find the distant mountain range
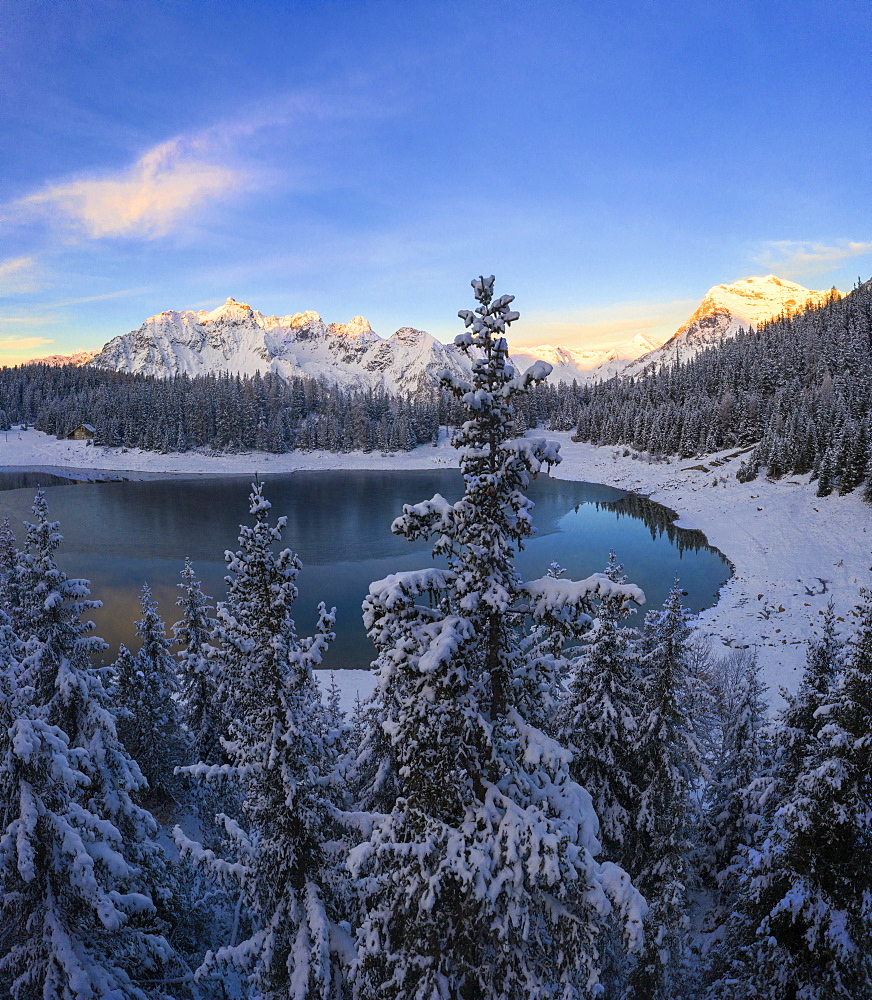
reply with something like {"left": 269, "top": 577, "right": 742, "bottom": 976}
{"left": 30, "top": 276, "right": 836, "bottom": 390}
{"left": 25, "top": 350, "right": 100, "bottom": 368}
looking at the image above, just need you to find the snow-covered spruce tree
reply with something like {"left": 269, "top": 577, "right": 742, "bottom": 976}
{"left": 701, "top": 649, "right": 770, "bottom": 893}
{"left": 176, "top": 483, "right": 350, "bottom": 1000}
{"left": 703, "top": 601, "right": 850, "bottom": 998}
{"left": 551, "top": 551, "right": 645, "bottom": 997}
{"left": 115, "top": 585, "right": 190, "bottom": 804}
{"left": 323, "top": 672, "right": 347, "bottom": 736}
{"left": 173, "top": 559, "right": 225, "bottom": 766}
{"left": 712, "top": 589, "right": 872, "bottom": 999}
{"left": 0, "top": 606, "right": 24, "bottom": 851}
{"left": 351, "top": 277, "right": 646, "bottom": 1000}
{"left": 698, "top": 648, "right": 771, "bottom": 984}
{"left": 0, "top": 517, "right": 22, "bottom": 619}
{"left": 776, "top": 600, "right": 843, "bottom": 794}
{"left": 510, "top": 559, "right": 585, "bottom": 734}
{"left": 555, "top": 552, "right": 642, "bottom": 868}
{"left": 624, "top": 581, "right": 703, "bottom": 1000}
{"left": 170, "top": 563, "right": 240, "bottom": 987}
{"left": 0, "top": 492, "right": 178, "bottom": 999}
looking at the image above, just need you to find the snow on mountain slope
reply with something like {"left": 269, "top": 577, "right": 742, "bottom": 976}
{"left": 511, "top": 332, "right": 668, "bottom": 384}
{"left": 87, "top": 295, "right": 669, "bottom": 391}
{"left": 84, "top": 276, "right": 837, "bottom": 392}
{"left": 602, "top": 275, "right": 838, "bottom": 381}
{"left": 25, "top": 350, "right": 100, "bottom": 367}
{"left": 87, "top": 298, "right": 473, "bottom": 394}
{"left": 509, "top": 333, "right": 664, "bottom": 384}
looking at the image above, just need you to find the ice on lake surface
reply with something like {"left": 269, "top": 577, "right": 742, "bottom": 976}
{"left": 0, "top": 469, "right": 730, "bottom": 670}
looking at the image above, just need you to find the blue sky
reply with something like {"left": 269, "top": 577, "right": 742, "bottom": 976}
{"left": 1, "top": 0, "right": 870, "bottom": 364}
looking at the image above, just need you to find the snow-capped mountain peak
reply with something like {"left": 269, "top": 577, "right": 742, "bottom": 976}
{"left": 675, "top": 274, "right": 835, "bottom": 337}
{"left": 199, "top": 296, "right": 256, "bottom": 324}
{"left": 86, "top": 300, "right": 472, "bottom": 393}
{"left": 24, "top": 350, "right": 100, "bottom": 368}
{"left": 607, "top": 275, "right": 839, "bottom": 381}
{"left": 327, "top": 316, "right": 378, "bottom": 340}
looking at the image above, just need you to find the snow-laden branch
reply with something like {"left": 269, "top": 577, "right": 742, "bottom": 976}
{"left": 366, "top": 568, "right": 455, "bottom": 611}
{"left": 499, "top": 436, "right": 562, "bottom": 474}
{"left": 522, "top": 573, "right": 646, "bottom": 617}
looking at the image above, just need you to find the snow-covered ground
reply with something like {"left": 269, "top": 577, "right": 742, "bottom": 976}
{"left": 2, "top": 427, "right": 869, "bottom": 704}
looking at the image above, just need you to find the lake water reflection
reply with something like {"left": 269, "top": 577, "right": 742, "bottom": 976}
{"left": 0, "top": 470, "right": 731, "bottom": 670}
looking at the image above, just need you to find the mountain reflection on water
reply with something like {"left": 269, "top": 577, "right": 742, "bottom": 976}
{"left": 0, "top": 469, "right": 731, "bottom": 671}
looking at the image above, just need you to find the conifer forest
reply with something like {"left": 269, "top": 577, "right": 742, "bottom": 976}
{"left": 0, "top": 279, "right": 871, "bottom": 999}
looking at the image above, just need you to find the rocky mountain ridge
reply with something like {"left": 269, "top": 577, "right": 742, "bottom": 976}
{"left": 74, "top": 276, "right": 838, "bottom": 391}
{"left": 86, "top": 298, "right": 473, "bottom": 394}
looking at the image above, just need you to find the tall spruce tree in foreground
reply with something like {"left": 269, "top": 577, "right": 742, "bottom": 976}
{"left": 0, "top": 517, "right": 22, "bottom": 619}
{"left": 556, "top": 552, "right": 642, "bottom": 868}
{"left": 177, "top": 483, "right": 350, "bottom": 1000}
{"left": 0, "top": 493, "right": 178, "bottom": 999}
{"left": 625, "top": 582, "right": 703, "bottom": 1000}
{"left": 698, "top": 649, "right": 771, "bottom": 992}
{"left": 701, "top": 649, "right": 770, "bottom": 914}
{"left": 553, "top": 552, "right": 645, "bottom": 996}
{"left": 351, "top": 277, "right": 646, "bottom": 1000}
{"left": 115, "top": 585, "right": 190, "bottom": 804}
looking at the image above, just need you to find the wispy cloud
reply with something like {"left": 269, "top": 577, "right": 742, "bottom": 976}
{"left": 753, "top": 240, "right": 872, "bottom": 279}
{"left": 6, "top": 85, "right": 381, "bottom": 245}
{"left": 0, "top": 335, "right": 54, "bottom": 350}
{"left": 47, "top": 287, "right": 150, "bottom": 308}
{"left": 0, "top": 314, "right": 58, "bottom": 326}
{"left": 12, "top": 138, "right": 242, "bottom": 239}
{"left": 0, "top": 256, "right": 44, "bottom": 295}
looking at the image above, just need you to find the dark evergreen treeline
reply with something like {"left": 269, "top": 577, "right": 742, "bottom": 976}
{"left": 569, "top": 279, "right": 872, "bottom": 499}
{"left": 0, "top": 364, "right": 452, "bottom": 454}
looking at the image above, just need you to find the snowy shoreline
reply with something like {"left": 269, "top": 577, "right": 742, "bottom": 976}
{"left": 2, "top": 427, "right": 869, "bottom": 702}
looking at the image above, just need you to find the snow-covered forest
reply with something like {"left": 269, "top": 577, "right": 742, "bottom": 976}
{"left": 1, "top": 279, "right": 871, "bottom": 998}
{"left": 0, "top": 366, "right": 448, "bottom": 455}
{"left": 570, "top": 278, "right": 872, "bottom": 499}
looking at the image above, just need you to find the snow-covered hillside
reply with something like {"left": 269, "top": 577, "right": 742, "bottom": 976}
{"left": 601, "top": 275, "right": 837, "bottom": 380}
{"left": 510, "top": 332, "right": 663, "bottom": 384}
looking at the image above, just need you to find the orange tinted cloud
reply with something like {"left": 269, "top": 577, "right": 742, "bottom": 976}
{"left": 0, "top": 333, "right": 53, "bottom": 349}
{"left": 16, "top": 139, "right": 240, "bottom": 239}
